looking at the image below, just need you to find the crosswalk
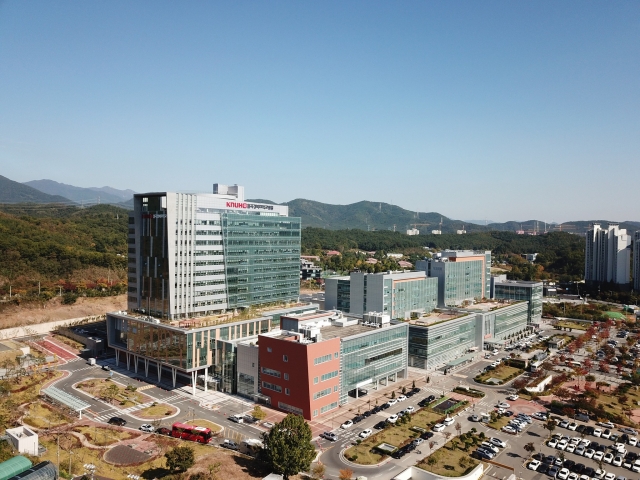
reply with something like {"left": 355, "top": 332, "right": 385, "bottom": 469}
{"left": 92, "top": 409, "right": 119, "bottom": 423}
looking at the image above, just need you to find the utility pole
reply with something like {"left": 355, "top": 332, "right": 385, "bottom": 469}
{"left": 38, "top": 281, "right": 41, "bottom": 296}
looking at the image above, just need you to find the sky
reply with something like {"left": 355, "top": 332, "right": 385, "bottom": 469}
{"left": 0, "top": 1, "right": 639, "bottom": 223}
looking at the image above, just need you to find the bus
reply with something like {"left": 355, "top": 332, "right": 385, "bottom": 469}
{"left": 171, "top": 422, "right": 213, "bottom": 443}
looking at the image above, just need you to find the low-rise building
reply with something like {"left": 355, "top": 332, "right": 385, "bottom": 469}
{"left": 257, "top": 310, "right": 408, "bottom": 419}
{"left": 6, "top": 426, "right": 38, "bottom": 456}
{"left": 325, "top": 271, "right": 438, "bottom": 319}
{"left": 491, "top": 277, "right": 543, "bottom": 326}
{"left": 300, "top": 259, "right": 322, "bottom": 280}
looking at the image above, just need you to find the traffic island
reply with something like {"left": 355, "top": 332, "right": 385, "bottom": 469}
{"left": 415, "top": 431, "right": 481, "bottom": 477}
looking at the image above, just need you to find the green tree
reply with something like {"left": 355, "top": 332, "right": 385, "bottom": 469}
{"left": 262, "top": 414, "right": 316, "bottom": 480}
{"left": 252, "top": 405, "right": 267, "bottom": 420}
{"left": 544, "top": 419, "right": 556, "bottom": 438}
{"left": 165, "top": 445, "right": 195, "bottom": 472}
{"left": 524, "top": 442, "right": 535, "bottom": 459}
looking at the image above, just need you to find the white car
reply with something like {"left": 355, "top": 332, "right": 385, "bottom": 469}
{"left": 548, "top": 438, "right": 559, "bottom": 448}
{"left": 557, "top": 468, "right": 570, "bottom": 480}
{"left": 490, "top": 437, "right": 506, "bottom": 448}
{"left": 359, "top": 429, "right": 372, "bottom": 439}
{"left": 584, "top": 449, "right": 595, "bottom": 459}
{"left": 433, "top": 423, "right": 445, "bottom": 432}
{"left": 601, "top": 429, "right": 612, "bottom": 439}
{"left": 397, "top": 395, "right": 407, "bottom": 402}
{"left": 593, "top": 451, "right": 604, "bottom": 461}
{"left": 613, "top": 455, "right": 623, "bottom": 467}
{"left": 557, "top": 439, "right": 568, "bottom": 450}
{"left": 580, "top": 439, "right": 591, "bottom": 447}
{"left": 568, "top": 423, "right": 578, "bottom": 431}
{"left": 604, "top": 473, "right": 616, "bottom": 480}
{"left": 566, "top": 444, "right": 576, "bottom": 453}
{"left": 632, "top": 460, "right": 640, "bottom": 473}
{"left": 593, "top": 428, "right": 603, "bottom": 437}
{"left": 502, "top": 425, "right": 516, "bottom": 434}
{"left": 528, "top": 460, "right": 541, "bottom": 471}
{"left": 404, "top": 406, "right": 415, "bottom": 414}
{"left": 603, "top": 453, "right": 614, "bottom": 464}
{"left": 570, "top": 437, "right": 581, "bottom": 445}
{"left": 628, "top": 437, "right": 638, "bottom": 446}
{"left": 594, "top": 469, "right": 606, "bottom": 479}
{"left": 599, "top": 422, "right": 615, "bottom": 429}
{"left": 507, "top": 394, "right": 519, "bottom": 401}
{"left": 559, "top": 420, "right": 570, "bottom": 428}
{"left": 579, "top": 475, "right": 589, "bottom": 480}
{"left": 387, "top": 414, "right": 399, "bottom": 423}
{"left": 443, "top": 417, "right": 454, "bottom": 426}
{"left": 575, "top": 445, "right": 585, "bottom": 456}
{"left": 139, "top": 424, "right": 154, "bottom": 433}
{"left": 568, "top": 473, "right": 579, "bottom": 480}
{"left": 481, "top": 442, "right": 500, "bottom": 454}
{"left": 497, "top": 402, "right": 510, "bottom": 408}
{"left": 387, "top": 398, "right": 398, "bottom": 406}
{"left": 341, "top": 420, "right": 354, "bottom": 429}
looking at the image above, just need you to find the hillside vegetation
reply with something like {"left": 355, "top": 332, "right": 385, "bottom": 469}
{"left": 0, "top": 204, "right": 128, "bottom": 297}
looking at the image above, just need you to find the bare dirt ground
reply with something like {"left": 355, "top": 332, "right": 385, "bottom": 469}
{"left": 0, "top": 294, "right": 126, "bottom": 329}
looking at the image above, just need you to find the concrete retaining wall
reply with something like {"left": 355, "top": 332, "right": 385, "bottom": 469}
{"left": 392, "top": 464, "right": 483, "bottom": 480}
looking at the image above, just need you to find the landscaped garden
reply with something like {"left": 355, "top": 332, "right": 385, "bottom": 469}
{"left": 76, "top": 378, "right": 153, "bottom": 407}
{"left": 72, "top": 425, "right": 140, "bottom": 446}
{"left": 452, "top": 387, "right": 485, "bottom": 398}
{"left": 136, "top": 402, "right": 179, "bottom": 419}
{"left": 415, "top": 430, "right": 482, "bottom": 477}
{"left": 344, "top": 408, "right": 442, "bottom": 465}
{"left": 474, "top": 363, "right": 524, "bottom": 385}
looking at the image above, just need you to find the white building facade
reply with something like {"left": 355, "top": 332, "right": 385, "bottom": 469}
{"left": 585, "top": 223, "right": 631, "bottom": 285}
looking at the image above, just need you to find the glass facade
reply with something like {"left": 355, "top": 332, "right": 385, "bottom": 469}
{"left": 391, "top": 277, "right": 437, "bottom": 319}
{"left": 339, "top": 323, "right": 408, "bottom": 405}
{"left": 336, "top": 279, "right": 351, "bottom": 312}
{"left": 222, "top": 213, "right": 301, "bottom": 309}
{"left": 442, "top": 260, "right": 485, "bottom": 306}
{"left": 408, "top": 314, "right": 478, "bottom": 370}
{"left": 494, "top": 282, "right": 543, "bottom": 325}
{"left": 491, "top": 302, "right": 529, "bottom": 341}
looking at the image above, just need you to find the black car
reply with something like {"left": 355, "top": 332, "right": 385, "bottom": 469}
{"left": 621, "top": 434, "right": 630, "bottom": 444}
{"left": 584, "top": 467, "right": 596, "bottom": 477}
{"left": 576, "top": 425, "right": 586, "bottom": 433}
{"left": 610, "top": 434, "right": 619, "bottom": 442}
{"left": 372, "top": 406, "right": 382, "bottom": 414}
{"left": 590, "top": 441, "right": 600, "bottom": 451}
{"left": 108, "top": 417, "right": 126, "bottom": 426}
{"left": 537, "top": 464, "right": 549, "bottom": 475}
{"left": 374, "top": 421, "right": 387, "bottom": 430}
{"left": 504, "top": 410, "right": 514, "bottom": 417}
{"left": 573, "top": 463, "right": 585, "bottom": 474}
{"left": 426, "top": 395, "right": 436, "bottom": 403}
{"left": 533, "top": 453, "right": 545, "bottom": 461}
{"left": 420, "top": 431, "right": 434, "bottom": 440}
{"left": 563, "top": 460, "right": 575, "bottom": 470}
{"left": 380, "top": 403, "right": 390, "bottom": 410}
{"left": 626, "top": 452, "right": 638, "bottom": 462}
{"left": 353, "top": 415, "right": 364, "bottom": 423}
{"left": 362, "top": 410, "right": 372, "bottom": 418}
{"left": 474, "top": 450, "right": 493, "bottom": 460}
{"left": 412, "top": 387, "right": 421, "bottom": 394}
{"left": 543, "top": 455, "right": 556, "bottom": 465}
{"left": 585, "top": 426, "right": 595, "bottom": 435}
{"left": 406, "top": 443, "right": 417, "bottom": 452}
{"left": 596, "top": 443, "right": 607, "bottom": 452}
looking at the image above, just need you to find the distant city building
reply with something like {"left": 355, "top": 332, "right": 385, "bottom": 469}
{"left": 258, "top": 310, "right": 408, "bottom": 419}
{"left": 406, "top": 228, "right": 420, "bottom": 236}
{"left": 585, "top": 223, "right": 631, "bottom": 285}
{"left": 126, "top": 184, "right": 300, "bottom": 320}
{"left": 635, "top": 231, "right": 640, "bottom": 291}
{"left": 456, "top": 230, "right": 466, "bottom": 234}
{"left": 416, "top": 250, "right": 491, "bottom": 307}
{"left": 325, "top": 271, "right": 438, "bottom": 319}
{"left": 431, "top": 230, "right": 442, "bottom": 235}
{"left": 300, "top": 259, "right": 322, "bottom": 280}
{"left": 522, "top": 253, "right": 538, "bottom": 262}
{"left": 387, "top": 253, "right": 403, "bottom": 259}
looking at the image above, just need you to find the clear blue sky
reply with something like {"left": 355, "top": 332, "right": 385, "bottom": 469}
{"left": 0, "top": 1, "right": 638, "bottom": 223}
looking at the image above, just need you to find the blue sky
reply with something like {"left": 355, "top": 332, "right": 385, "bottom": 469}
{"left": 0, "top": 1, "right": 638, "bottom": 223}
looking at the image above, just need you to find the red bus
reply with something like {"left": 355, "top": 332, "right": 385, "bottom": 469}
{"left": 171, "top": 422, "right": 213, "bottom": 443}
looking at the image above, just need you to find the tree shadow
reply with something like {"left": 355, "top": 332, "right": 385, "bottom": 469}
{"left": 506, "top": 452, "right": 521, "bottom": 458}
{"left": 141, "top": 467, "right": 171, "bottom": 479}
{"left": 231, "top": 455, "right": 271, "bottom": 478}
{"left": 527, "top": 431, "right": 540, "bottom": 437}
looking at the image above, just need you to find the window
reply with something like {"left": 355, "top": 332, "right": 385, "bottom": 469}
{"left": 314, "top": 377, "right": 318, "bottom": 384}
{"left": 321, "top": 370, "right": 339, "bottom": 382}
{"left": 283, "top": 355, "right": 288, "bottom": 362}
{"left": 334, "top": 385, "right": 338, "bottom": 392}
{"left": 284, "top": 373, "right": 289, "bottom": 380}
{"left": 334, "top": 352, "right": 339, "bottom": 358}
{"left": 314, "top": 354, "right": 332, "bottom": 365}
{"left": 313, "top": 410, "right": 318, "bottom": 417}
{"left": 267, "top": 347, "right": 272, "bottom": 353}
{"left": 321, "top": 402, "right": 338, "bottom": 414}
{"left": 261, "top": 367, "right": 281, "bottom": 378}
{"left": 285, "top": 388, "right": 290, "bottom": 395}
{"left": 313, "top": 388, "right": 332, "bottom": 400}
{"left": 262, "top": 381, "right": 282, "bottom": 393}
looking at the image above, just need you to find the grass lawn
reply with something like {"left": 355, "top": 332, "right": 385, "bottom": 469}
{"left": 137, "top": 403, "right": 178, "bottom": 419}
{"left": 76, "top": 378, "right": 152, "bottom": 407}
{"left": 416, "top": 432, "right": 480, "bottom": 477}
{"left": 555, "top": 321, "right": 589, "bottom": 331}
{"left": 24, "top": 401, "right": 72, "bottom": 428}
{"left": 344, "top": 409, "right": 442, "bottom": 465}
{"left": 591, "top": 389, "right": 640, "bottom": 426}
{"left": 487, "top": 415, "right": 510, "bottom": 430}
{"left": 475, "top": 364, "right": 524, "bottom": 384}
{"left": 72, "top": 425, "right": 139, "bottom": 446}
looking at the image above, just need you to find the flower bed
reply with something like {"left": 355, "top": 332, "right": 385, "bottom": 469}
{"left": 453, "top": 387, "right": 485, "bottom": 398}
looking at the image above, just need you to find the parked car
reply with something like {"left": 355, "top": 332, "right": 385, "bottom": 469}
{"left": 490, "top": 437, "right": 507, "bottom": 448}
{"left": 443, "top": 417, "right": 454, "bottom": 426}
{"left": 497, "top": 402, "right": 510, "bottom": 408}
{"left": 107, "top": 417, "right": 126, "bottom": 426}
{"left": 341, "top": 420, "right": 353, "bottom": 429}
{"left": 528, "top": 460, "right": 541, "bottom": 471}
{"left": 222, "top": 439, "right": 238, "bottom": 451}
{"left": 322, "top": 432, "right": 338, "bottom": 441}
{"left": 156, "top": 427, "right": 171, "bottom": 435}
{"left": 359, "top": 429, "right": 373, "bottom": 439}
{"left": 387, "top": 414, "right": 399, "bottom": 424}
{"left": 433, "top": 423, "right": 445, "bottom": 432}
{"left": 139, "top": 424, "right": 154, "bottom": 433}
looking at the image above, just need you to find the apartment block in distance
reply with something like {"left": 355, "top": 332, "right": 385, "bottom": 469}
{"left": 408, "top": 299, "right": 528, "bottom": 371}
{"left": 416, "top": 250, "right": 491, "bottom": 307}
{"left": 324, "top": 271, "right": 438, "bottom": 319}
{"left": 635, "top": 231, "right": 640, "bottom": 291}
{"left": 585, "top": 223, "right": 631, "bottom": 286}
{"left": 126, "top": 183, "right": 301, "bottom": 319}
{"left": 258, "top": 310, "right": 408, "bottom": 419}
{"left": 491, "top": 275, "right": 543, "bottom": 326}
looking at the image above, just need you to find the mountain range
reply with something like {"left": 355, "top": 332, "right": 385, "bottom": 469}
{"left": 2, "top": 174, "right": 638, "bottom": 235}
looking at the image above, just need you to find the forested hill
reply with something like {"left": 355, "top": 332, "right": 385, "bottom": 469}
{"left": 302, "top": 228, "right": 585, "bottom": 280}
{"left": 0, "top": 205, "right": 129, "bottom": 294}
{"left": 0, "top": 175, "right": 71, "bottom": 204}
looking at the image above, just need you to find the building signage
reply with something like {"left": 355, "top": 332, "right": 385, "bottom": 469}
{"left": 142, "top": 213, "right": 167, "bottom": 219}
{"left": 226, "top": 201, "right": 274, "bottom": 211}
